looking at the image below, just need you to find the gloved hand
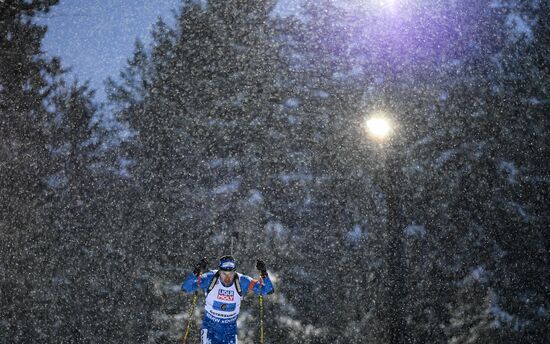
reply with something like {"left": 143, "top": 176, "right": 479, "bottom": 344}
{"left": 193, "top": 257, "right": 208, "bottom": 275}
{"left": 256, "top": 259, "right": 268, "bottom": 278}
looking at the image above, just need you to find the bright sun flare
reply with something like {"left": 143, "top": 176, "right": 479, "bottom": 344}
{"left": 365, "top": 117, "right": 392, "bottom": 140}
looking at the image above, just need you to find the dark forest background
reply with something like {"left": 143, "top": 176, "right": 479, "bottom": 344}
{"left": 1, "top": 0, "right": 549, "bottom": 343}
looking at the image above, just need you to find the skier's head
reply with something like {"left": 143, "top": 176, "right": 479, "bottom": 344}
{"left": 219, "top": 255, "right": 236, "bottom": 272}
{"left": 219, "top": 255, "right": 236, "bottom": 286}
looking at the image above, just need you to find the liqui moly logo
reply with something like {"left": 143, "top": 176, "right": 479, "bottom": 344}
{"left": 217, "top": 289, "right": 235, "bottom": 301}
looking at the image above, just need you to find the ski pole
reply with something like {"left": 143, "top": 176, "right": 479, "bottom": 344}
{"left": 183, "top": 273, "right": 202, "bottom": 344}
{"left": 259, "top": 276, "right": 264, "bottom": 344}
{"left": 230, "top": 231, "right": 239, "bottom": 256}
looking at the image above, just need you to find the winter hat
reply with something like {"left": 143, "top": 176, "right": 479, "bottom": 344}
{"left": 219, "top": 255, "right": 236, "bottom": 271}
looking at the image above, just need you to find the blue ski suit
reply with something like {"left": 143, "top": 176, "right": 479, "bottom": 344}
{"left": 182, "top": 270, "right": 274, "bottom": 344}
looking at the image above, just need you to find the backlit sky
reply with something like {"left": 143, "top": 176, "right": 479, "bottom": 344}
{"left": 40, "top": 0, "right": 181, "bottom": 100}
{"left": 40, "top": 0, "right": 305, "bottom": 101}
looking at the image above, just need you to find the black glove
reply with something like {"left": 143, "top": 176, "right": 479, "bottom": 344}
{"left": 193, "top": 257, "right": 208, "bottom": 275}
{"left": 256, "top": 259, "right": 268, "bottom": 278}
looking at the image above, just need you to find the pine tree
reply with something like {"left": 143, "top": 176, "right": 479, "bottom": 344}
{"left": 0, "top": 1, "right": 95, "bottom": 341}
{"left": 106, "top": 1, "right": 293, "bottom": 340}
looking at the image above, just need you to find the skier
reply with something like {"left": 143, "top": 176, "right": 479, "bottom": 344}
{"left": 182, "top": 255, "right": 274, "bottom": 344}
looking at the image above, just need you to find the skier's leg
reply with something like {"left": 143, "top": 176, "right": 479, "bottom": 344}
{"left": 220, "top": 327, "right": 237, "bottom": 344}
{"left": 215, "top": 333, "right": 236, "bottom": 344}
{"left": 201, "top": 329, "right": 209, "bottom": 344}
{"left": 201, "top": 314, "right": 220, "bottom": 344}
{"left": 202, "top": 324, "right": 229, "bottom": 344}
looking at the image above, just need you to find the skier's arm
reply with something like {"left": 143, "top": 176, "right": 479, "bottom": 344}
{"left": 181, "top": 270, "right": 214, "bottom": 293}
{"left": 240, "top": 274, "right": 274, "bottom": 295}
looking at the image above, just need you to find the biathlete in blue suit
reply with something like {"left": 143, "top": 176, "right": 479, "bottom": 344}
{"left": 182, "top": 255, "right": 274, "bottom": 344}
